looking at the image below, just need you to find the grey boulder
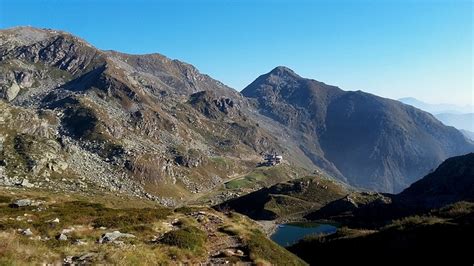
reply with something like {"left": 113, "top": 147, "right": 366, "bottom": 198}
{"left": 98, "top": 231, "right": 135, "bottom": 244}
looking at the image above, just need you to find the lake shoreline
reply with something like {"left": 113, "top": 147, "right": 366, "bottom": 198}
{"left": 257, "top": 220, "right": 279, "bottom": 237}
{"left": 258, "top": 218, "right": 339, "bottom": 238}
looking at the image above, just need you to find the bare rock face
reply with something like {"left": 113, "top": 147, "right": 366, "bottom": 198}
{"left": 5, "top": 82, "right": 20, "bottom": 101}
{"left": 189, "top": 90, "right": 240, "bottom": 119}
{"left": 19, "top": 179, "right": 34, "bottom": 188}
{"left": 0, "top": 28, "right": 102, "bottom": 76}
{"left": 99, "top": 231, "right": 135, "bottom": 244}
{"left": 15, "top": 71, "right": 34, "bottom": 88}
{"left": 57, "top": 233, "right": 68, "bottom": 241}
{"left": 47, "top": 160, "right": 68, "bottom": 172}
{"left": 11, "top": 199, "right": 33, "bottom": 207}
{"left": 20, "top": 228, "right": 33, "bottom": 236}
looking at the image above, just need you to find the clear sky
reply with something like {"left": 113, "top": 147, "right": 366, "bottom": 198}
{"left": 0, "top": 0, "right": 472, "bottom": 106}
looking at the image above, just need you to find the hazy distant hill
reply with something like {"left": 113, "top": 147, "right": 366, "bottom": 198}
{"left": 460, "top": 129, "right": 474, "bottom": 142}
{"left": 398, "top": 97, "right": 473, "bottom": 114}
{"left": 435, "top": 113, "right": 474, "bottom": 132}
{"left": 398, "top": 97, "right": 474, "bottom": 137}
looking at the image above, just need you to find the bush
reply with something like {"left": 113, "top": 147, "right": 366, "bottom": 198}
{"left": 160, "top": 226, "right": 206, "bottom": 251}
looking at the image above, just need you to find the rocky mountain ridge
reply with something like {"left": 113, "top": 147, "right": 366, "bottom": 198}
{"left": 0, "top": 27, "right": 316, "bottom": 206}
{"left": 243, "top": 67, "right": 474, "bottom": 192}
{"left": 1, "top": 26, "right": 472, "bottom": 205}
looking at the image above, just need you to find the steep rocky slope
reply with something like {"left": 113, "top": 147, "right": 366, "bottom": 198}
{"left": 242, "top": 66, "right": 474, "bottom": 192}
{"left": 0, "top": 27, "right": 314, "bottom": 205}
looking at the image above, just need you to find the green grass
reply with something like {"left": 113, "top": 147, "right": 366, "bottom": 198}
{"left": 219, "top": 213, "right": 308, "bottom": 265}
{"left": 92, "top": 207, "right": 171, "bottom": 229}
{"left": 224, "top": 164, "right": 311, "bottom": 190}
{"left": 219, "top": 175, "right": 347, "bottom": 220}
{"left": 0, "top": 187, "right": 309, "bottom": 265}
{"left": 264, "top": 195, "right": 315, "bottom": 217}
{"left": 225, "top": 178, "right": 256, "bottom": 189}
{"left": 224, "top": 167, "right": 282, "bottom": 189}
{"left": 209, "top": 156, "right": 232, "bottom": 169}
{"left": 246, "top": 229, "right": 307, "bottom": 265}
{"left": 432, "top": 201, "right": 474, "bottom": 218}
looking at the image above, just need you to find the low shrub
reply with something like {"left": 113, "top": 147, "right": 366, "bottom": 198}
{"left": 160, "top": 226, "right": 206, "bottom": 252}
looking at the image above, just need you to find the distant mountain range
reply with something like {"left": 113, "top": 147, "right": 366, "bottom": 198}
{"left": 0, "top": 27, "right": 472, "bottom": 202}
{"left": 398, "top": 97, "right": 473, "bottom": 114}
{"left": 435, "top": 113, "right": 474, "bottom": 132}
{"left": 398, "top": 97, "right": 474, "bottom": 140}
{"left": 460, "top": 129, "right": 474, "bottom": 141}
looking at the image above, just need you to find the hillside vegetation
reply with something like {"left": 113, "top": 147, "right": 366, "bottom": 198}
{"left": 0, "top": 187, "right": 305, "bottom": 265}
{"left": 218, "top": 175, "right": 348, "bottom": 220}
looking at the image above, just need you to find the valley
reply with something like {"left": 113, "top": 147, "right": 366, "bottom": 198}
{"left": 0, "top": 26, "right": 472, "bottom": 265}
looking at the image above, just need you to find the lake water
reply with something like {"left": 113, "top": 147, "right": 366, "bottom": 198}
{"left": 270, "top": 222, "right": 337, "bottom": 247}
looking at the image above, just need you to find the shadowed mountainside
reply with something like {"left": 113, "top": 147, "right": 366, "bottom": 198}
{"left": 243, "top": 67, "right": 474, "bottom": 192}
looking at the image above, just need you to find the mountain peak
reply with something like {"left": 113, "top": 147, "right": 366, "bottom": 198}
{"left": 0, "top": 26, "right": 95, "bottom": 49}
{"left": 268, "top": 66, "right": 299, "bottom": 78}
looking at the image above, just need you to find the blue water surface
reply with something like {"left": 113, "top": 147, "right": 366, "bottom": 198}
{"left": 270, "top": 223, "right": 337, "bottom": 247}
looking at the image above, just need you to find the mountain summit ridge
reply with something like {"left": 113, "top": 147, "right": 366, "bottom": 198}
{"left": 0, "top": 27, "right": 472, "bottom": 200}
{"left": 243, "top": 66, "right": 474, "bottom": 192}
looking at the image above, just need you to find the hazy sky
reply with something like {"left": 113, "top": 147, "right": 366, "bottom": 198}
{"left": 1, "top": 0, "right": 472, "bottom": 106}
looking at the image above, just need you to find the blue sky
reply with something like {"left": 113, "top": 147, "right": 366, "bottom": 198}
{"left": 0, "top": 0, "right": 472, "bottom": 105}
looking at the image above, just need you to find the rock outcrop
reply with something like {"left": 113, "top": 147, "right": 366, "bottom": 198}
{"left": 4, "top": 82, "right": 20, "bottom": 101}
{"left": 99, "top": 231, "right": 135, "bottom": 244}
